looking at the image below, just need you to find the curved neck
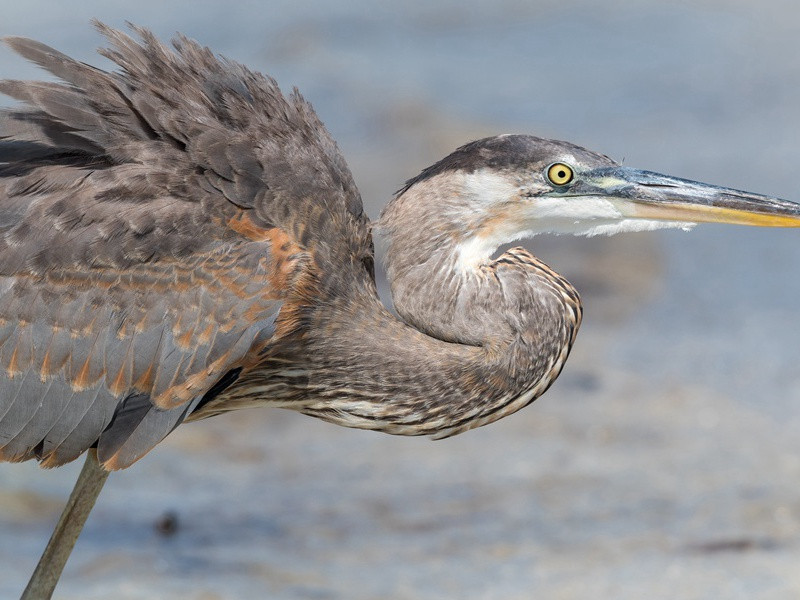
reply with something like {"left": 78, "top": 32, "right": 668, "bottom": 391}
{"left": 296, "top": 241, "right": 580, "bottom": 437}
{"left": 227, "top": 183, "right": 582, "bottom": 438}
{"left": 286, "top": 211, "right": 582, "bottom": 437}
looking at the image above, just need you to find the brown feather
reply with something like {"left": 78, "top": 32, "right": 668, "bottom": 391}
{"left": 0, "top": 24, "right": 369, "bottom": 468}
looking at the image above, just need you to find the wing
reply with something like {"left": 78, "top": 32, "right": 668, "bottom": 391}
{"left": 0, "top": 24, "right": 371, "bottom": 469}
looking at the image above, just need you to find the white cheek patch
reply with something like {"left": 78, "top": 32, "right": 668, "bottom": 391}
{"left": 459, "top": 169, "right": 523, "bottom": 205}
{"left": 453, "top": 169, "right": 535, "bottom": 268}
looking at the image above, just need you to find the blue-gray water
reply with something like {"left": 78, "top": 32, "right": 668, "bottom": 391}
{"left": 1, "top": 1, "right": 800, "bottom": 598}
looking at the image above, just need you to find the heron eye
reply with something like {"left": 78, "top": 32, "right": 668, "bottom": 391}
{"left": 546, "top": 163, "right": 574, "bottom": 186}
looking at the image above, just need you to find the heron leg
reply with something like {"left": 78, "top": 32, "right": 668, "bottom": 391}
{"left": 21, "top": 449, "right": 110, "bottom": 600}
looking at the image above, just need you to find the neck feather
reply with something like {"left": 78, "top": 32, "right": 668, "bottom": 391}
{"left": 276, "top": 180, "right": 583, "bottom": 437}
{"left": 224, "top": 178, "right": 583, "bottom": 438}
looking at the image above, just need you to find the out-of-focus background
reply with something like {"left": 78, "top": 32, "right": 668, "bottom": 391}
{"left": 1, "top": 1, "right": 800, "bottom": 598}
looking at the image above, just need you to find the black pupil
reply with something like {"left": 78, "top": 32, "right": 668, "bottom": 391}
{"left": 557, "top": 170, "right": 566, "bottom": 179}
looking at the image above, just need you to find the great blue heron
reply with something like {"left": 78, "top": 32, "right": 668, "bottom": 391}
{"left": 1, "top": 22, "right": 799, "bottom": 599}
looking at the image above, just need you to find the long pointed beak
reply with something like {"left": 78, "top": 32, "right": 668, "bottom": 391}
{"left": 577, "top": 167, "right": 800, "bottom": 227}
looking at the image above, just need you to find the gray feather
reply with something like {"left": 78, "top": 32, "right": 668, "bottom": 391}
{"left": 96, "top": 393, "right": 201, "bottom": 468}
{"left": 0, "top": 373, "right": 53, "bottom": 460}
{"left": 0, "top": 23, "right": 368, "bottom": 470}
{"left": 51, "top": 386, "right": 115, "bottom": 465}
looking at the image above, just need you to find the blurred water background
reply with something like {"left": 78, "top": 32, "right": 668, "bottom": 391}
{"left": 1, "top": 1, "right": 800, "bottom": 598}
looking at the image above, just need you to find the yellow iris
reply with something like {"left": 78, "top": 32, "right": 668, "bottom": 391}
{"left": 547, "top": 163, "right": 574, "bottom": 186}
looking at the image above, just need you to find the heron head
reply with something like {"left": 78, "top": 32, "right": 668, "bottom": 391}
{"left": 383, "top": 134, "right": 800, "bottom": 268}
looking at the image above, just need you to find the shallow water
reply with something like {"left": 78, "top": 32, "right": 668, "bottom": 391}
{"left": 1, "top": 1, "right": 800, "bottom": 598}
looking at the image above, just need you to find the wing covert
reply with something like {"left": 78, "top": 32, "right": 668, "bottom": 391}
{"left": 0, "top": 23, "right": 374, "bottom": 468}
{"left": 0, "top": 242, "right": 284, "bottom": 469}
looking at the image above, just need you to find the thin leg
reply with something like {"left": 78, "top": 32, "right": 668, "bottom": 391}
{"left": 21, "top": 449, "right": 110, "bottom": 600}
